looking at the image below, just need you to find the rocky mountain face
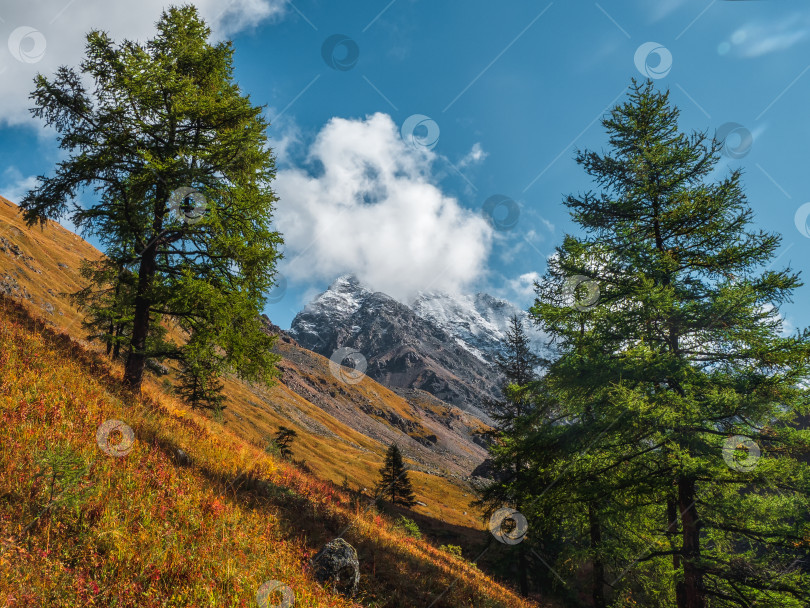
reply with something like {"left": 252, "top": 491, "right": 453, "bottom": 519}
{"left": 411, "top": 290, "right": 548, "bottom": 364}
{"left": 269, "top": 332, "right": 491, "bottom": 480}
{"left": 290, "top": 275, "right": 546, "bottom": 419}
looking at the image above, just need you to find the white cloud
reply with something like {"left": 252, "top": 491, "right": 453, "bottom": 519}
{"left": 0, "top": 167, "right": 37, "bottom": 204}
{"left": 274, "top": 113, "right": 494, "bottom": 301}
{"left": 0, "top": 0, "right": 287, "bottom": 126}
{"left": 721, "top": 14, "right": 810, "bottom": 58}
{"left": 266, "top": 109, "right": 303, "bottom": 168}
{"left": 507, "top": 271, "right": 541, "bottom": 300}
{"left": 458, "top": 142, "right": 487, "bottom": 169}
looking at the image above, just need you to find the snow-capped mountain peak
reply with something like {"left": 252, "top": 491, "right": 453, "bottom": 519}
{"left": 302, "top": 274, "right": 372, "bottom": 320}
{"left": 410, "top": 290, "right": 545, "bottom": 363}
{"left": 289, "top": 276, "right": 550, "bottom": 418}
{"left": 292, "top": 275, "right": 547, "bottom": 364}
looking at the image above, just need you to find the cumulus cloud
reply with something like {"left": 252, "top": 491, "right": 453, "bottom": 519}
{"left": 269, "top": 122, "right": 302, "bottom": 167}
{"left": 274, "top": 113, "right": 494, "bottom": 301}
{"left": 265, "top": 108, "right": 305, "bottom": 168}
{"left": 0, "top": 0, "right": 286, "bottom": 126}
{"left": 507, "top": 271, "right": 541, "bottom": 300}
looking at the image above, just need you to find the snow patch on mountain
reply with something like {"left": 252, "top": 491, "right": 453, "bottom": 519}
{"left": 411, "top": 290, "right": 547, "bottom": 363}
{"left": 291, "top": 275, "right": 371, "bottom": 341}
{"left": 291, "top": 274, "right": 548, "bottom": 366}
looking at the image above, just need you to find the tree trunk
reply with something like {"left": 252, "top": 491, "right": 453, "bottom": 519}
{"left": 589, "top": 503, "right": 606, "bottom": 608}
{"left": 667, "top": 495, "right": 686, "bottom": 607}
{"left": 678, "top": 477, "right": 705, "bottom": 608}
{"left": 123, "top": 249, "right": 156, "bottom": 391}
{"left": 514, "top": 456, "right": 529, "bottom": 598}
{"left": 518, "top": 542, "right": 529, "bottom": 597}
{"left": 108, "top": 275, "right": 120, "bottom": 357}
{"left": 112, "top": 323, "right": 122, "bottom": 359}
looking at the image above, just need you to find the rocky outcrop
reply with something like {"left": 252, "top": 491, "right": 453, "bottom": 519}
{"left": 0, "top": 236, "right": 40, "bottom": 274}
{"left": 0, "top": 272, "right": 32, "bottom": 300}
{"left": 260, "top": 314, "right": 300, "bottom": 348}
{"left": 146, "top": 359, "right": 170, "bottom": 375}
{"left": 311, "top": 538, "right": 360, "bottom": 597}
{"left": 290, "top": 276, "right": 501, "bottom": 419}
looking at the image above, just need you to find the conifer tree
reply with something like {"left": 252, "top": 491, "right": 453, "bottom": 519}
{"left": 376, "top": 444, "right": 416, "bottom": 507}
{"left": 502, "top": 80, "right": 810, "bottom": 608}
{"left": 20, "top": 6, "right": 283, "bottom": 395}
{"left": 71, "top": 258, "right": 170, "bottom": 361}
{"left": 486, "top": 314, "right": 542, "bottom": 430}
{"left": 71, "top": 259, "right": 136, "bottom": 359}
{"left": 479, "top": 314, "right": 543, "bottom": 597}
{"left": 273, "top": 427, "right": 297, "bottom": 460}
{"left": 175, "top": 331, "right": 225, "bottom": 411}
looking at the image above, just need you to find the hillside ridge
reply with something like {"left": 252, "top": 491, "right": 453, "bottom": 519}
{"left": 0, "top": 196, "right": 490, "bottom": 529}
{"left": 0, "top": 294, "right": 543, "bottom": 607}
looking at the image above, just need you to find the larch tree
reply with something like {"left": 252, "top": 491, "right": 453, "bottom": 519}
{"left": 521, "top": 80, "right": 810, "bottom": 607}
{"left": 71, "top": 258, "right": 137, "bottom": 359}
{"left": 20, "top": 5, "right": 283, "bottom": 396}
{"left": 487, "top": 314, "right": 543, "bottom": 429}
{"left": 272, "top": 427, "right": 297, "bottom": 460}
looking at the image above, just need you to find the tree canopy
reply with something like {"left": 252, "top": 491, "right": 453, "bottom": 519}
{"left": 482, "top": 80, "right": 810, "bottom": 607}
{"left": 21, "top": 5, "right": 283, "bottom": 398}
{"left": 273, "top": 427, "right": 298, "bottom": 460}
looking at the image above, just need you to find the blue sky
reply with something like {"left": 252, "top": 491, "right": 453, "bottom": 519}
{"left": 2, "top": 0, "right": 810, "bottom": 331}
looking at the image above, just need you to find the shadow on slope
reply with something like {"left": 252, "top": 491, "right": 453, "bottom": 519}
{"left": 0, "top": 295, "right": 544, "bottom": 608}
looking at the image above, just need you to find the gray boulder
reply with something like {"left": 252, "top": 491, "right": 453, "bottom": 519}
{"left": 146, "top": 359, "right": 170, "bottom": 375}
{"left": 173, "top": 448, "right": 191, "bottom": 467}
{"left": 311, "top": 538, "right": 360, "bottom": 597}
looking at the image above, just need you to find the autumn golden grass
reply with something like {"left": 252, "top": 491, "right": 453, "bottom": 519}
{"left": 0, "top": 195, "right": 492, "bottom": 533}
{"left": 0, "top": 297, "right": 541, "bottom": 608}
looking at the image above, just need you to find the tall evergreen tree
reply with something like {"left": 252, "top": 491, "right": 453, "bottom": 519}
{"left": 495, "top": 315, "right": 541, "bottom": 387}
{"left": 20, "top": 6, "right": 283, "bottom": 395}
{"left": 478, "top": 314, "right": 543, "bottom": 597}
{"left": 504, "top": 80, "right": 810, "bottom": 608}
{"left": 486, "top": 314, "right": 543, "bottom": 430}
{"left": 376, "top": 444, "right": 416, "bottom": 507}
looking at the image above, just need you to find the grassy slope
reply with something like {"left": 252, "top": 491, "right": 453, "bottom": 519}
{"left": 0, "top": 296, "right": 542, "bottom": 608}
{"left": 0, "top": 198, "right": 549, "bottom": 605}
{"left": 0, "top": 196, "right": 486, "bottom": 530}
